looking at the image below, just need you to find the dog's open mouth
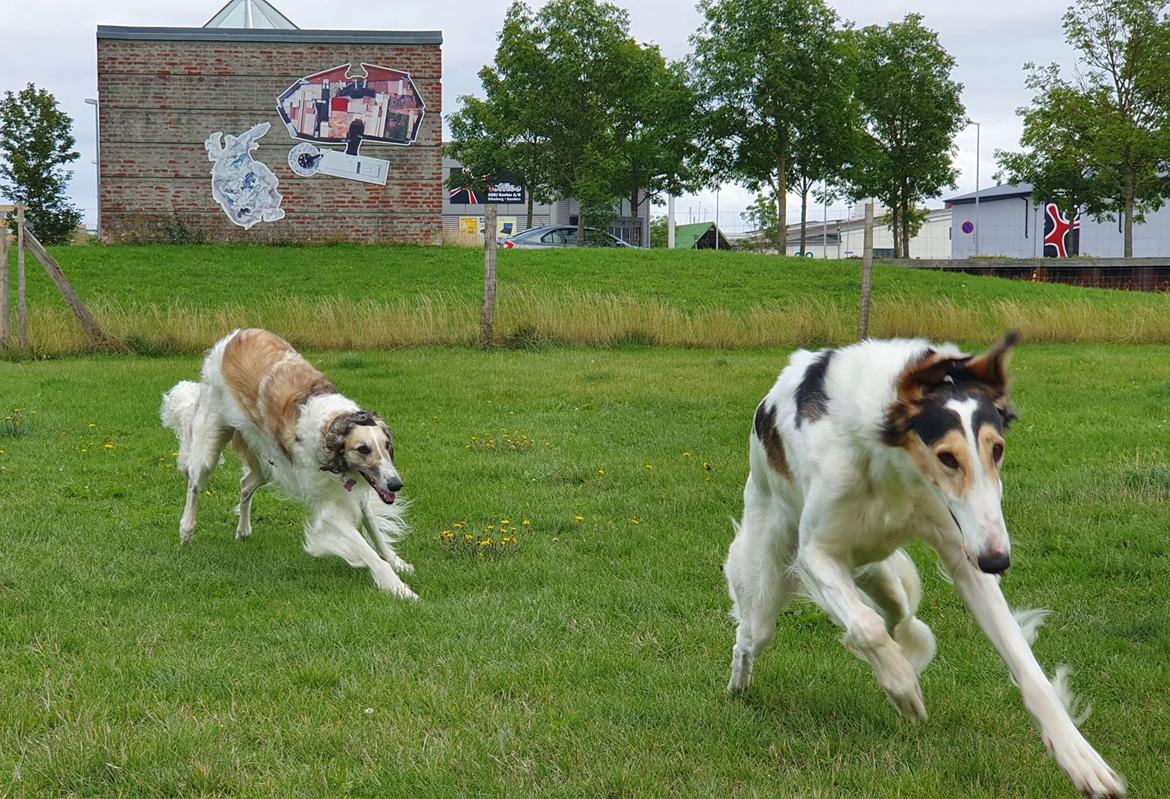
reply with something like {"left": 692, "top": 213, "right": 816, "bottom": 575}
{"left": 362, "top": 473, "right": 396, "bottom": 504}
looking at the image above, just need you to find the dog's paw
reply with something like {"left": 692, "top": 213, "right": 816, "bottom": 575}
{"left": 393, "top": 559, "right": 415, "bottom": 577}
{"left": 1047, "top": 730, "right": 1125, "bottom": 798}
{"left": 727, "top": 648, "right": 753, "bottom": 694}
{"left": 876, "top": 658, "right": 927, "bottom": 722}
{"left": 372, "top": 565, "right": 418, "bottom": 601}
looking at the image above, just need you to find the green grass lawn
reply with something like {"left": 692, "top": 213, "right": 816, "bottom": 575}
{"left": 1, "top": 345, "right": 1167, "bottom": 797}
{"left": 6, "top": 244, "right": 1170, "bottom": 355}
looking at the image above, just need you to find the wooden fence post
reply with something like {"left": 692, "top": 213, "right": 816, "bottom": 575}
{"left": 480, "top": 204, "right": 498, "bottom": 347}
{"left": 0, "top": 221, "right": 8, "bottom": 347}
{"left": 857, "top": 202, "right": 875, "bottom": 340}
{"left": 16, "top": 203, "right": 26, "bottom": 350}
{"left": 23, "top": 229, "right": 118, "bottom": 350}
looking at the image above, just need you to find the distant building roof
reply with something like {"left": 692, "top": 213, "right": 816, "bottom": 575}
{"left": 674, "top": 221, "right": 730, "bottom": 249}
{"left": 205, "top": 0, "right": 297, "bottom": 29}
{"left": 97, "top": 25, "right": 442, "bottom": 45}
{"left": 945, "top": 183, "right": 1033, "bottom": 205}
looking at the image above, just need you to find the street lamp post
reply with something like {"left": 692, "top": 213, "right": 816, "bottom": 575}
{"left": 85, "top": 97, "right": 100, "bottom": 240}
{"left": 968, "top": 119, "right": 981, "bottom": 257}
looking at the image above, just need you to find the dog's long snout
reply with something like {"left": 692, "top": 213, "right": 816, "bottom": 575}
{"left": 977, "top": 551, "right": 1010, "bottom": 575}
{"left": 385, "top": 476, "right": 404, "bottom": 492}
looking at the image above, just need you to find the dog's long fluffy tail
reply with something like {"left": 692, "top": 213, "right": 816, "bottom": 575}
{"left": 161, "top": 380, "right": 201, "bottom": 474}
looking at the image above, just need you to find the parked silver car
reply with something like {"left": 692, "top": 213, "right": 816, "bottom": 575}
{"left": 500, "top": 224, "right": 634, "bottom": 249}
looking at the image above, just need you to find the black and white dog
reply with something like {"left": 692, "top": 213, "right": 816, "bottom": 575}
{"left": 724, "top": 334, "right": 1124, "bottom": 798}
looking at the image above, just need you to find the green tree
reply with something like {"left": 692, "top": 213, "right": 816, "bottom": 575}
{"left": 996, "top": 66, "right": 1099, "bottom": 236}
{"left": 0, "top": 84, "right": 82, "bottom": 244}
{"left": 649, "top": 214, "right": 669, "bottom": 248}
{"left": 692, "top": 0, "right": 843, "bottom": 254}
{"left": 740, "top": 193, "right": 783, "bottom": 252}
{"left": 607, "top": 43, "right": 703, "bottom": 246}
{"left": 842, "top": 15, "right": 966, "bottom": 258}
{"left": 1010, "top": 0, "right": 1170, "bottom": 257}
{"left": 446, "top": 2, "right": 553, "bottom": 231}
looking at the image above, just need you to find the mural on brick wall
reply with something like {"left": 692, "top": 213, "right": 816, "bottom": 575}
{"left": 204, "top": 122, "right": 286, "bottom": 229}
{"left": 276, "top": 63, "right": 425, "bottom": 185}
{"left": 1043, "top": 202, "right": 1081, "bottom": 257}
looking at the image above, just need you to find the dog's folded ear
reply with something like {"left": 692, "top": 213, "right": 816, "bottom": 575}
{"left": 319, "top": 413, "right": 355, "bottom": 474}
{"left": 966, "top": 331, "right": 1020, "bottom": 394}
{"left": 896, "top": 349, "right": 967, "bottom": 398}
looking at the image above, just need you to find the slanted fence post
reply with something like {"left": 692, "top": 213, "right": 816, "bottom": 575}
{"left": 17, "top": 203, "right": 27, "bottom": 350}
{"left": 0, "top": 219, "right": 8, "bottom": 347}
{"left": 858, "top": 202, "right": 875, "bottom": 340}
{"left": 480, "top": 204, "right": 498, "bottom": 347}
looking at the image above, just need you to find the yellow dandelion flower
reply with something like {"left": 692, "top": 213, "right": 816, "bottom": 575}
{"left": 683, "top": 451, "right": 692, "bottom": 458}
{"left": 480, "top": 538, "right": 493, "bottom": 547}
{"left": 598, "top": 468, "right": 605, "bottom": 476}
{"left": 204, "top": 489, "right": 213, "bottom": 497}
{"left": 454, "top": 522, "right": 464, "bottom": 529}
{"left": 521, "top": 519, "right": 530, "bottom": 527}
{"left": 644, "top": 463, "right": 653, "bottom": 471}
{"left": 87, "top": 423, "right": 96, "bottom": 429}
{"left": 631, "top": 517, "right": 640, "bottom": 526}
{"left": 500, "top": 518, "right": 510, "bottom": 525}
{"left": 103, "top": 443, "right": 116, "bottom": 450}
{"left": 464, "top": 533, "right": 474, "bottom": 542}
{"left": 575, "top": 515, "right": 584, "bottom": 522}
{"left": 80, "top": 448, "right": 88, "bottom": 453}
{"left": 703, "top": 462, "right": 713, "bottom": 471}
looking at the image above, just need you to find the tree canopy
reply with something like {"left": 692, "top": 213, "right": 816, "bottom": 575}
{"left": 0, "top": 83, "right": 83, "bottom": 244}
{"left": 998, "top": 0, "right": 1170, "bottom": 257}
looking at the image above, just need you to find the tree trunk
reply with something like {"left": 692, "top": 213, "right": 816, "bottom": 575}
{"left": 631, "top": 187, "right": 641, "bottom": 247}
{"left": 902, "top": 203, "right": 912, "bottom": 260}
{"left": 576, "top": 209, "right": 586, "bottom": 247}
{"left": 1123, "top": 174, "right": 1134, "bottom": 258}
{"left": 776, "top": 155, "right": 788, "bottom": 255}
{"left": 526, "top": 190, "right": 534, "bottom": 232}
{"left": 890, "top": 203, "right": 901, "bottom": 259}
{"left": 798, "top": 187, "right": 808, "bottom": 257}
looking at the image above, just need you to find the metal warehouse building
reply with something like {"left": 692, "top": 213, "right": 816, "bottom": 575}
{"left": 947, "top": 183, "right": 1170, "bottom": 258}
{"left": 95, "top": 0, "right": 442, "bottom": 243}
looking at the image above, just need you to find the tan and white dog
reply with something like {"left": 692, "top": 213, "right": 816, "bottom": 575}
{"left": 725, "top": 333, "right": 1124, "bottom": 798}
{"left": 161, "top": 328, "right": 416, "bottom": 599}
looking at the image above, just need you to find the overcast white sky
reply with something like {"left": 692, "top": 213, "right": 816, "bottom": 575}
{"left": 0, "top": 0, "right": 1077, "bottom": 231}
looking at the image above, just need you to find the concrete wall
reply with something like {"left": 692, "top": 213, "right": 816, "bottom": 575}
{"left": 950, "top": 198, "right": 1170, "bottom": 258}
{"left": 96, "top": 29, "right": 442, "bottom": 243}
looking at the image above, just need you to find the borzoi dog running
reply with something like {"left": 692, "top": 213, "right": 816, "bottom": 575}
{"left": 724, "top": 333, "right": 1124, "bottom": 798}
{"left": 161, "top": 328, "right": 416, "bottom": 599}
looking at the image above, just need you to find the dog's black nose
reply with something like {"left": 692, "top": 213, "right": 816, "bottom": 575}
{"left": 386, "top": 476, "right": 404, "bottom": 492}
{"left": 977, "top": 552, "right": 1011, "bottom": 575}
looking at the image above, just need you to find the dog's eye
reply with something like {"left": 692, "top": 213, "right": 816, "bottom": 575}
{"left": 357, "top": 445, "right": 371, "bottom": 455}
{"left": 937, "top": 451, "right": 960, "bottom": 470}
{"left": 992, "top": 442, "right": 1004, "bottom": 464}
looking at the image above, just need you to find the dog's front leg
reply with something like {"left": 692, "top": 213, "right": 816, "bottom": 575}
{"left": 798, "top": 542, "right": 927, "bottom": 721}
{"left": 360, "top": 507, "right": 413, "bottom": 576}
{"left": 946, "top": 558, "right": 1125, "bottom": 798}
{"left": 303, "top": 511, "right": 418, "bottom": 601}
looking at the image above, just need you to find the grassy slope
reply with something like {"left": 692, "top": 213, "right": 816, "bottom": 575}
{"left": 26, "top": 243, "right": 1166, "bottom": 311}
{"left": 1, "top": 346, "right": 1167, "bottom": 797}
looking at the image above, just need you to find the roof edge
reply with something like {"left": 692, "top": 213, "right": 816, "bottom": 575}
{"left": 97, "top": 25, "right": 442, "bottom": 45}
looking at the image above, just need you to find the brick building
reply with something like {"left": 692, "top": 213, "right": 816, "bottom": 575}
{"left": 95, "top": 8, "right": 442, "bottom": 243}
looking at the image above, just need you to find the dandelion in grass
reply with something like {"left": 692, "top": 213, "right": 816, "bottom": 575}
{"left": 597, "top": 468, "right": 605, "bottom": 477}
{"left": 703, "top": 461, "right": 713, "bottom": 472}
{"left": 644, "top": 463, "right": 653, "bottom": 471}
{"left": 103, "top": 443, "right": 116, "bottom": 450}
{"left": 575, "top": 515, "right": 585, "bottom": 523}
{"left": 631, "top": 517, "right": 641, "bottom": 526}
{"left": 682, "top": 451, "right": 692, "bottom": 459}
{"left": 521, "top": 519, "right": 530, "bottom": 527}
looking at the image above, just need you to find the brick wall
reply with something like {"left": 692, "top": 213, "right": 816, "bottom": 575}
{"left": 96, "top": 33, "right": 442, "bottom": 244}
